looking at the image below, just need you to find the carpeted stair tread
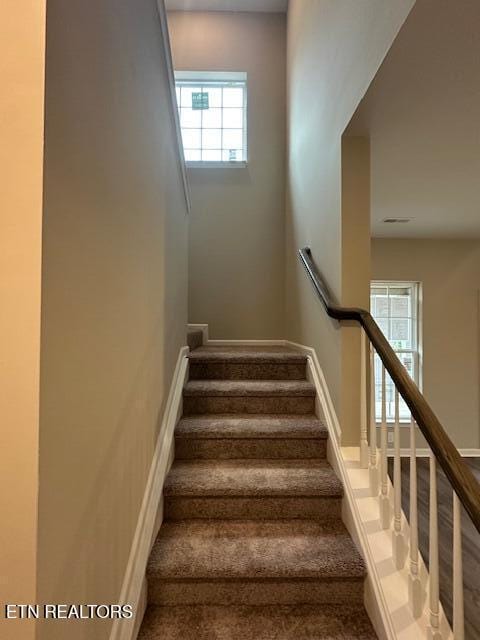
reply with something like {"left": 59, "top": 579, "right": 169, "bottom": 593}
{"left": 164, "top": 459, "right": 343, "bottom": 497}
{"left": 138, "top": 604, "right": 377, "bottom": 639}
{"left": 175, "top": 414, "right": 327, "bottom": 439}
{"left": 184, "top": 380, "right": 316, "bottom": 397}
{"left": 188, "top": 346, "right": 307, "bottom": 363}
{"left": 147, "top": 519, "right": 366, "bottom": 581}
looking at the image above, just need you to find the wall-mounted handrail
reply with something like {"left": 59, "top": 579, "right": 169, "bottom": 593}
{"left": 299, "top": 246, "right": 480, "bottom": 533}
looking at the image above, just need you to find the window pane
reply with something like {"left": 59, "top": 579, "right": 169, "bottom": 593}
{"left": 181, "top": 128, "right": 201, "bottom": 149}
{"left": 184, "top": 149, "right": 201, "bottom": 161}
{"left": 223, "top": 108, "right": 243, "bottom": 128}
{"left": 222, "top": 129, "right": 243, "bottom": 149}
{"left": 390, "top": 317, "right": 411, "bottom": 349}
{"left": 374, "top": 295, "right": 389, "bottom": 317}
{"left": 181, "top": 108, "right": 201, "bottom": 128}
{"left": 223, "top": 87, "right": 243, "bottom": 107}
{"left": 371, "top": 280, "right": 420, "bottom": 420}
{"left": 204, "top": 87, "right": 222, "bottom": 108}
{"left": 175, "top": 76, "right": 247, "bottom": 164}
{"left": 202, "top": 129, "right": 221, "bottom": 149}
{"left": 202, "top": 108, "right": 222, "bottom": 128}
{"left": 390, "top": 290, "right": 411, "bottom": 317}
{"left": 181, "top": 86, "right": 201, "bottom": 108}
{"left": 222, "top": 149, "right": 244, "bottom": 162}
{"left": 202, "top": 149, "right": 222, "bottom": 161}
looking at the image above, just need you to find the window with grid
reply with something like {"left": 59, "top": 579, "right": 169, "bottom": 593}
{"left": 175, "top": 71, "right": 247, "bottom": 164}
{"left": 371, "top": 282, "right": 421, "bottom": 422}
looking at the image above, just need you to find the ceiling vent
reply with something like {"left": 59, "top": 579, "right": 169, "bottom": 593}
{"left": 382, "top": 217, "right": 412, "bottom": 224}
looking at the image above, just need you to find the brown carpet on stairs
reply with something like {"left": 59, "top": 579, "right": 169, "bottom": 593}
{"left": 138, "top": 346, "right": 377, "bottom": 639}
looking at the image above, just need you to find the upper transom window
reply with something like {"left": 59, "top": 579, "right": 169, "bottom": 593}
{"left": 175, "top": 71, "right": 247, "bottom": 165}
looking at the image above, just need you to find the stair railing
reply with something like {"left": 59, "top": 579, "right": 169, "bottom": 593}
{"left": 299, "top": 246, "right": 480, "bottom": 638}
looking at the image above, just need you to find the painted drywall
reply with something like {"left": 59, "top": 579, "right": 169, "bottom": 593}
{"left": 286, "top": 0, "right": 415, "bottom": 444}
{"left": 340, "top": 137, "right": 371, "bottom": 442}
{"left": 168, "top": 11, "right": 286, "bottom": 339}
{"left": 37, "top": 1, "right": 189, "bottom": 639}
{"left": 372, "top": 239, "right": 480, "bottom": 448}
{"left": 347, "top": 0, "right": 480, "bottom": 239}
{"left": 0, "top": 2, "right": 46, "bottom": 639}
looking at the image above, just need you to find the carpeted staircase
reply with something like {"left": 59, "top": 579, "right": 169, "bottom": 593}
{"left": 138, "top": 345, "right": 377, "bottom": 639}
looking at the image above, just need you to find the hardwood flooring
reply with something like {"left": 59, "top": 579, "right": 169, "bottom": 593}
{"left": 388, "top": 457, "right": 480, "bottom": 639}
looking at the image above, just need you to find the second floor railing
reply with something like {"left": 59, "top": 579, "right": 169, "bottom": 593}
{"left": 299, "top": 246, "right": 480, "bottom": 639}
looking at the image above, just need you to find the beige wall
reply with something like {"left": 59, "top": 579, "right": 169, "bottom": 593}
{"left": 168, "top": 11, "right": 286, "bottom": 339}
{"left": 347, "top": 0, "right": 480, "bottom": 239}
{"left": 37, "top": 1, "right": 189, "bottom": 639}
{"left": 340, "top": 137, "right": 371, "bottom": 441}
{"left": 372, "top": 239, "right": 480, "bottom": 449}
{"left": 286, "top": 0, "right": 414, "bottom": 444}
{"left": 0, "top": 2, "right": 46, "bottom": 639}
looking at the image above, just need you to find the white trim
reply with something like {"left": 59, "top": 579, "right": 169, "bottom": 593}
{"left": 389, "top": 448, "right": 480, "bottom": 458}
{"left": 109, "top": 346, "right": 189, "bottom": 640}
{"left": 285, "top": 340, "right": 343, "bottom": 443}
{"left": 156, "top": 0, "right": 191, "bottom": 213}
{"left": 175, "top": 70, "right": 247, "bottom": 83}
{"left": 188, "top": 323, "right": 209, "bottom": 345}
{"left": 186, "top": 161, "right": 248, "bottom": 169}
{"left": 206, "top": 339, "right": 287, "bottom": 346}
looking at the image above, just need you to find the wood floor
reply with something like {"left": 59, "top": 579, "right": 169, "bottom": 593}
{"left": 388, "top": 457, "right": 480, "bottom": 639}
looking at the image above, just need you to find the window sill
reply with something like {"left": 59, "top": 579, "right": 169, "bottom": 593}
{"left": 186, "top": 161, "right": 248, "bottom": 170}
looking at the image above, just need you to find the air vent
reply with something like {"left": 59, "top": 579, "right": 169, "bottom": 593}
{"left": 382, "top": 217, "right": 412, "bottom": 224}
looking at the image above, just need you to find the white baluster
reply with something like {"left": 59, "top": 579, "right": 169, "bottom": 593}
{"left": 428, "top": 455, "right": 442, "bottom": 640}
{"left": 408, "top": 419, "right": 425, "bottom": 618}
{"left": 379, "top": 364, "right": 390, "bottom": 529}
{"left": 392, "top": 388, "right": 406, "bottom": 568}
{"left": 453, "top": 492, "right": 464, "bottom": 640}
{"left": 360, "top": 329, "right": 369, "bottom": 468}
{"left": 369, "top": 347, "right": 379, "bottom": 496}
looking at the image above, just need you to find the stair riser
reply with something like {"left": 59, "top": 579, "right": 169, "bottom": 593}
{"left": 189, "top": 362, "right": 306, "bottom": 381}
{"left": 164, "top": 496, "right": 342, "bottom": 521}
{"left": 148, "top": 579, "right": 365, "bottom": 606}
{"left": 183, "top": 396, "right": 316, "bottom": 415}
{"left": 174, "top": 437, "right": 327, "bottom": 459}
{"left": 187, "top": 331, "right": 203, "bottom": 351}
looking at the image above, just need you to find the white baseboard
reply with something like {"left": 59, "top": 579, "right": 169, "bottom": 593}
{"left": 285, "top": 340, "right": 343, "bottom": 442}
{"left": 109, "top": 346, "right": 189, "bottom": 640}
{"left": 388, "top": 448, "right": 480, "bottom": 457}
{"left": 207, "top": 339, "right": 287, "bottom": 346}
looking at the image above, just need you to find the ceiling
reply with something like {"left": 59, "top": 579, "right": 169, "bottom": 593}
{"left": 166, "top": 0, "right": 288, "bottom": 12}
{"left": 347, "top": 0, "right": 480, "bottom": 239}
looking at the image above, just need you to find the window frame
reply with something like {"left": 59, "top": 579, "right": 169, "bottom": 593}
{"left": 370, "top": 280, "right": 423, "bottom": 424}
{"left": 174, "top": 70, "right": 248, "bottom": 168}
